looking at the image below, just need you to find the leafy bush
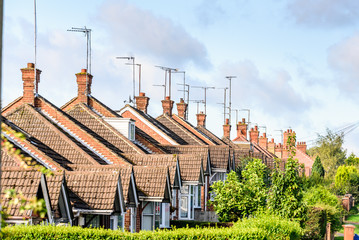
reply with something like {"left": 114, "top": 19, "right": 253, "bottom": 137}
{"left": 303, "top": 185, "right": 340, "bottom": 208}
{"left": 312, "top": 156, "right": 325, "bottom": 178}
{"left": 2, "top": 224, "right": 268, "bottom": 240}
{"left": 233, "top": 213, "right": 303, "bottom": 240}
{"left": 335, "top": 165, "right": 359, "bottom": 195}
{"left": 170, "top": 220, "right": 232, "bottom": 228}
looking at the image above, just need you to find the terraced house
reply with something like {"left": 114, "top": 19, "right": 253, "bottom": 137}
{"left": 1, "top": 63, "right": 314, "bottom": 230}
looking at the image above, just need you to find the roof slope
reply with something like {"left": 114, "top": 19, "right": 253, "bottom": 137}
{"left": 119, "top": 105, "right": 187, "bottom": 145}
{"left": 124, "top": 154, "right": 177, "bottom": 186}
{"left": 209, "top": 145, "right": 231, "bottom": 169}
{"left": 5, "top": 105, "right": 104, "bottom": 168}
{"left": 65, "top": 103, "right": 145, "bottom": 155}
{"left": 1, "top": 167, "right": 42, "bottom": 217}
{"left": 171, "top": 114, "right": 217, "bottom": 145}
{"left": 133, "top": 166, "right": 168, "bottom": 199}
{"left": 177, "top": 154, "right": 203, "bottom": 182}
{"left": 46, "top": 173, "right": 64, "bottom": 215}
{"left": 69, "top": 165, "right": 133, "bottom": 205}
{"left": 196, "top": 125, "right": 226, "bottom": 145}
{"left": 66, "top": 171, "right": 120, "bottom": 210}
{"left": 157, "top": 114, "right": 207, "bottom": 145}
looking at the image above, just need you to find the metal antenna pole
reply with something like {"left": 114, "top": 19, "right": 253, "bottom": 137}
{"left": 232, "top": 109, "right": 239, "bottom": 125}
{"left": 153, "top": 84, "right": 166, "bottom": 99}
{"left": 155, "top": 66, "right": 178, "bottom": 99}
{"left": 217, "top": 87, "right": 228, "bottom": 124}
{"left": 226, "top": 76, "right": 236, "bottom": 125}
{"left": 34, "top": 0, "right": 37, "bottom": 94}
{"left": 192, "top": 86, "right": 215, "bottom": 114}
{"left": 68, "top": 27, "right": 92, "bottom": 97}
{"left": 173, "top": 71, "right": 186, "bottom": 100}
{"left": 190, "top": 100, "right": 204, "bottom": 114}
{"left": 126, "top": 63, "right": 142, "bottom": 94}
{"left": 116, "top": 56, "right": 135, "bottom": 105}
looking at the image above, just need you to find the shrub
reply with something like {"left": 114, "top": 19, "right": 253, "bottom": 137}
{"left": 2, "top": 224, "right": 268, "bottom": 240}
{"left": 233, "top": 213, "right": 303, "bottom": 240}
{"left": 303, "top": 185, "right": 340, "bottom": 208}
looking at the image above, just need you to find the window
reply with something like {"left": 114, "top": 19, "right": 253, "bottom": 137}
{"left": 85, "top": 215, "right": 100, "bottom": 228}
{"left": 110, "top": 214, "right": 124, "bottom": 230}
{"left": 179, "top": 185, "right": 195, "bottom": 220}
{"left": 161, "top": 203, "right": 170, "bottom": 228}
{"left": 194, "top": 185, "right": 201, "bottom": 208}
{"left": 142, "top": 202, "right": 154, "bottom": 230}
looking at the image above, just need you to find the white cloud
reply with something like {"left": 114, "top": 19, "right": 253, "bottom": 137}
{"left": 327, "top": 32, "right": 359, "bottom": 98}
{"left": 287, "top": 0, "right": 359, "bottom": 27}
{"left": 96, "top": 0, "right": 211, "bottom": 70}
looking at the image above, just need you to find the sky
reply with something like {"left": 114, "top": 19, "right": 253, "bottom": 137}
{"left": 3, "top": 0, "right": 359, "bottom": 155}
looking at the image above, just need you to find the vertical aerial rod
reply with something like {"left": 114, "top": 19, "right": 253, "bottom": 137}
{"left": 155, "top": 66, "right": 178, "bottom": 99}
{"left": 68, "top": 26, "right": 92, "bottom": 98}
{"left": 191, "top": 86, "right": 215, "bottom": 115}
{"left": 226, "top": 76, "right": 236, "bottom": 125}
{"left": 126, "top": 63, "right": 142, "bottom": 94}
{"left": 117, "top": 56, "right": 135, "bottom": 105}
{"left": 190, "top": 100, "right": 204, "bottom": 114}
{"left": 232, "top": 109, "right": 239, "bottom": 125}
{"left": 217, "top": 87, "right": 228, "bottom": 124}
{"left": 34, "top": 0, "right": 37, "bottom": 93}
{"left": 173, "top": 71, "right": 186, "bottom": 100}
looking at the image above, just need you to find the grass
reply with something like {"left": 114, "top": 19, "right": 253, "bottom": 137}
{"left": 346, "top": 214, "right": 359, "bottom": 223}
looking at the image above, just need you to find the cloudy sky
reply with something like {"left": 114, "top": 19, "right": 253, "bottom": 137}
{"left": 3, "top": 0, "right": 359, "bottom": 155}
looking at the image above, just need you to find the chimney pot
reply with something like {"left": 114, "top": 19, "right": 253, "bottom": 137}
{"left": 263, "top": 133, "right": 266, "bottom": 138}
{"left": 196, "top": 112, "right": 206, "bottom": 127}
{"left": 254, "top": 125, "right": 258, "bottom": 131}
{"left": 81, "top": 69, "right": 87, "bottom": 73}
{"left": 165, "top": 96, "right": 170, "bottom": 100}
{"left": 176, "top": 98, "right": 188, "bottom": 119}
{"left": 162, "top": 97, "right": 174, "bottom": 116}
{"left": 76, "top": 69, "right": 93, "bottom": 104}
{"left": 225, "top": 118, "right": 229, "bottom": 125}
{"left": 27, "top": 63, "right": 34, "bottom": 68}
{"left": 21, "top": 63, "right": 41, "bottom": 105}
{"left": 139, "top": 92, "right": 145, "bottom": 97}
{"left": 223, "top": 119, "right": 231, "bottom": 138}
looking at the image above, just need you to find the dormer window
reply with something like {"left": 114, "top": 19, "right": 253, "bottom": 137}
{"left": 103, "top": 117, "right": 136, "bottom": 141}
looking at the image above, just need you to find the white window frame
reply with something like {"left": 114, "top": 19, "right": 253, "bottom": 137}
{"left": 110, "top": 213, "right": 124, "bottom": 231}
{"left": 160, "top": 203, "right": 170, "bottom": 228}
{"left": 179, "top": 185, "right": 194, "bottom": 220}
{"left": 141, "top": 201, "right": 155, "bottom": 230}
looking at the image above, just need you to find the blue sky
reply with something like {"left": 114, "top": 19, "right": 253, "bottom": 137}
{"left": 3, "top": 0, "right": 359, "bottom": 155}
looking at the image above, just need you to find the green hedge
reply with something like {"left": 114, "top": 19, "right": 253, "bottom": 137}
{"left": 2, "top": 225, "right": 266, "bottom": 240}
{"left": 170, "top": 220, "right": 233, "bottom": 228}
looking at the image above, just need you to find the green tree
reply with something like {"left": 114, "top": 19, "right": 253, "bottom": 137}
{"left": 334, "top": 165, "right": 359, "bottom": 195}
{"left": 312, "top": 156, "right": 325, "bottom": 178}
{"left": 308, "top": 129, "right": 346, "bottom": 178}
{"left": 267, "top": 135, "right": 307, "bottom": 224}
{"left": 345, "top": 153, "right": 359, "bottom": 166}
{"left": 211, "top": 158, "right": 268, "bottom": 222}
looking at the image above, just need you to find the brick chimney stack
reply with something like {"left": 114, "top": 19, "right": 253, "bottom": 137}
{"left": 196, "top": 111, "right": 206, "bottom": 127}
{"left": 161, "top": 96, "right": 174, "bottom": 116}
{"left": 223, "top": 118, "right": 231, "bottom": 138}
{"left": 135, "top": 92, "right": 150, "bottom": 113}
{"left": 236, "top": 118, "right": 247, "bottom": 139}
{"left": 275, "top": 143, "right": 283, "bottom": 158}
{"left": 258, "top": 133, "right": 268, "bottom": 150}
{"left": 297, "top": 142, "right": 307, "bottom": 153}
{"left": 249, "top": 126, "right": 259, "bottom": 144}
{"left": 21, "top": 63, "right": 42, "bottom": 105}
{"left": 76, "top": 69, "right": 93, "bottom": 104}
{"left": 268, "top": 138, "right": 275, "bottom": 154}
{"left": 283, "top": 129, "right": 296, "bottom": 148}
{"left": 176, "top": 98, "right": 188, "bottom": 119}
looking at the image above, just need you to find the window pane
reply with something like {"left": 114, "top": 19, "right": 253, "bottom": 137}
{"left": 181, "top": 185, "right": 189, "bottom": 194}
{"left": 142, "top": 216, "right": 153, "bottom": 230}
{"left": 197, "top": 186, "right": 201, "bottom": 207}
{"left": 118, "top": 215, "right": 123, "bottom": 230}
{"left": 163, "top": 203, "right": 170, "bottom": 227}
{"left": 180, "top": 196, "right": 188, "bottom": 218}
{"left": 143, "top": 202, "right": 153, "bottom": 214}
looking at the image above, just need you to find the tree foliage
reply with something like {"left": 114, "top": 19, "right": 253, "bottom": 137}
{"left": 308, "top": 129, "right": 346, "bottom": 178}
{"left": 267, "top": 135, "right": 307, "bottom": 224}
{"left": 211, "top": 158, "right": 268, "bottom": 222}
{"left": 334, "top": 165, "right": 359, "bottom": 195}
{"left": 312, "top": 156, "right": 325, "bottom": 178}
{"left": 345, "top": 153, "right": 359, "bottom": 166}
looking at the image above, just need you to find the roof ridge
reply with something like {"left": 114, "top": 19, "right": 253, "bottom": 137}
{"left": 172, "top": 114, "right": 216, "bottom": 145}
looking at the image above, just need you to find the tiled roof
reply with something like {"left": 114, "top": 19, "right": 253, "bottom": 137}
{"left": 65, "top": 103, "right": 145, "bottom": 155}
{"left": 1, "top": 167, "right": 42, "bottom": 217}
{"left": 46, "top": 172, "right": 64, "bottom": 216}
{"left": 119, "top": 105, "right": 187, "bottom": 145}
{"left": 161, "top": 145, "right": 210, "bottom": 174}
{"left": 5, "top": 104, "right": 105, "bottom": 168}
{"left": 196, "top": 125, "right": 227, "bottom": 145}
{"left": 177, "top": 154, "right": 203, "bottom": 183}
{"left": 294, "top": 148, "right": 314, "bottom": 170}
{"left": 69, "top": 164, "right": 133, "bottom": 205}
{"left": 2, "top": 117, "right": 65, "bottom": 170}
{"left": 232, "top": 134, "right": 248, "bottom": 143}
{"left": 232, "top": 148, "right": 251, "bottom": 169}
{"left": 156, "top": 114, "right": 207, "bottom": 145}
{"left": 123, "top": 154, "right": 177, "bottom": 186}
{"left": 135, "top": 127, "right": 166, "bottom": 154}
{"left": 66, "top": 171, "right": 120, "bottom": 210}
{"left": 133, "top": 166, "right": 168, "bottom": 199}
{"left": 209, "top": 145, "right": 231, "bottom": 170}
{"left": 171, "top": 114, "right": 217, "bottom": 145}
